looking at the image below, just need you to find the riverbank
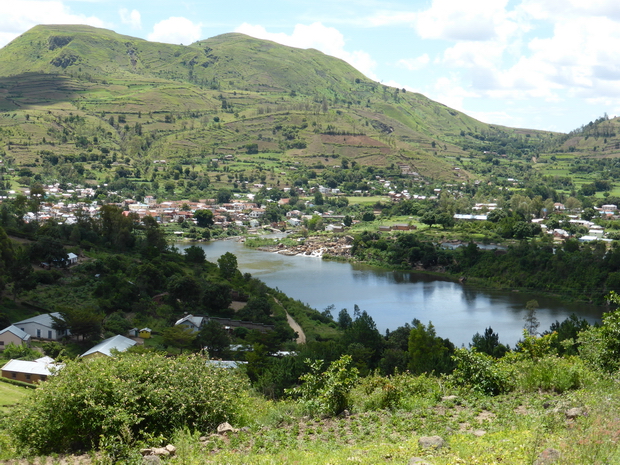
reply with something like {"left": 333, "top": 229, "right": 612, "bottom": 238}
{"left": 253, "top": 235, "right": 354, "bottom": 258}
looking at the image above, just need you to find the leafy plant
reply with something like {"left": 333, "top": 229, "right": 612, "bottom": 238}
{"left": 8, "top": 352, "right": 251, "bottom": 454}
{"left": 286, "top": 355, "right": 358, "bottom": 417}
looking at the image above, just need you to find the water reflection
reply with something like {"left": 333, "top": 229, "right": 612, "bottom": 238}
{"left": 177, "top": 240, "right": 603, "bottom": 347}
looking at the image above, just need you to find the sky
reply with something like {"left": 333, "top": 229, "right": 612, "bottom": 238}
{"left": 1, "top": 0, "right": 620, "bottom": 133}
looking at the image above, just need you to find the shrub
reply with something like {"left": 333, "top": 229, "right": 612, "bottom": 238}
{"left": 286, "top": 355, "right": 358, "bottom": 417}
{"left": 511, "top": 355, "right": 592, "bottom": 393}
{"left": 451, "top": 348, "right": 510, "bottom": 395}
{"left": 9, "top": 352, "right": 251, "bottom": 454}
{"left": 351, "top": 371, "right": 441, "bottom": 412}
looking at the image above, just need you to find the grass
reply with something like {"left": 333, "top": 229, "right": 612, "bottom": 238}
{"left": 0, "top": 379, "right": 30, "bottom": 415}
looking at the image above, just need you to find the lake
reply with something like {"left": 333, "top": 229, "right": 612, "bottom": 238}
{"left": 176, "top": 239, "right": 604, "bottom": 347}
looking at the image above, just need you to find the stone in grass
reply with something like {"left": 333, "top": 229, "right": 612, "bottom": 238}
{"left": 441, "top": 395, "right": 458, "bottom": 402}
{"left": 533, "top": 447, "right": 561, "bottom": 465}
{"left": 217, "top": 422, "right": 239, "bottom": 434}
{"left": 565, "top": 407, "right": 585, "bottom": 420}
{"left": 409, "top": 457, "right": 433, "bottom": 465}
{"left": 143, "top": 456, "right": 162, "bottom": 465}
{"left": 418, "top": 436, "right": 446, "bottom": 449}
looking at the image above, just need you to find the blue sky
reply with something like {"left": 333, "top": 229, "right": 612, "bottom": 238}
{"left": 2, "top": 0, "right": 620, "bottom": 133}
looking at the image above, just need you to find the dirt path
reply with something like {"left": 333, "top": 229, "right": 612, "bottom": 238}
{"left": 273, "top": 297, "right": 306, "bottom": 344}
{"left": 285, "top": 311, "right": 306, "bottom": 344}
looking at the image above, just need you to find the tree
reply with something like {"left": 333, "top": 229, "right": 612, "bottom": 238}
{"left": 421, "top": 211, "right": 437, "bottom": 228}
{"left": 167, "top": 275, "right": 202, "bottom": 305}
{"left": 184, "top": 245, "right": 206, "bottom": 264}
{"left": 216, "top": 189, "right": 232, "bottom": 204}
{"left": 408, "top": 320, "right": 454, "bottom": 374}
{"left": 343, "top": 215, "right": 353, "bottom": 227}
{"left": 52, "top": 307, "right": 103, "bottom": 341}
{"left": 194, "top": 209, "right": 214, "bottom": 227}
{"left": 161, "top": 325, "right": 196, "bottom": 353}
{"left": 217, "top": 252, "right": 238, "bottom": 280}
{"left": 470, "top": 327, "right": 509, "bottom": 358}
{"left": 524, "top": 300, "right": 540, "bottom": 336}
{"left": 337, "top": 308, "right": 353, "bottom": 330}
{"left": 195, "top": 320, "right": 231, "bottom": 358}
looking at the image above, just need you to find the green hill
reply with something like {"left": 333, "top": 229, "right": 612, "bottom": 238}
{"left": 0, "top": 24, "right": 557, "bottom": 188}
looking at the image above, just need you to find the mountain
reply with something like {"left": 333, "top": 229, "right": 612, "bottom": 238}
{"left": 0, "top": 25, "right": 556, "bottom": 185}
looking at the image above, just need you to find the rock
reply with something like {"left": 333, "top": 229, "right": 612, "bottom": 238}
{"left": 143, "top": 456, "right": 162, "bottom": 465}
{"left": 140, "top": 449, "right": 153, "bottom": 456}
{"left": 441, "top": 395, "right": 458, "bottom": 402}
{"left": 151, "top": 447, "right": 170, "bottom": 456}
{"left": 199, "top": 436, "right": 208, "bottom": 442}
{"left": 408, "top": 458, "right": 433, "bottom": 465}
{"left": 565, "top": 408, "right": 585, "bottom": 419}
{"left": 534, "top": 447, "right": 561, "bottom": 464}
{"left": 418, "top": 436, "right": 446, "bottom": 449}
{"left": 217, "top": 422, "right": 239, "bottom": 434}
{"left": 165, "top": 444, "right": 176, "bottom": 455}
{"left": 472, "top": 429, "right": 486, "bottom": 437}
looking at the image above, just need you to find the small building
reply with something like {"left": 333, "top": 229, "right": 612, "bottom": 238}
{"left": 66, "top": 253, "right": 78, "bottom": 265}
{"left": 139, "top": 328, "right": 152, "bottom": 339}
{"left": 13, "top": 312, "right": 69, "bottom": 341}
{"left": 175, "top": 314, "right": 206, "bottom": 333}
{"left": 392, "top": 224, "right": 413, "bottom": 231}
{"left": 80, "top": 334, "right": 137, "bottom": 359}
{"left": 1, "top": 356, "right": 60, "bottom": 384}
{"left": 0, "top": 325, "right": 31, "bottom": 350}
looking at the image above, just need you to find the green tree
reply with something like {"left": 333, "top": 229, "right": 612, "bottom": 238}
{"left": 470, "top": 327, "right": 509, "bottom": 358}
{"left": 195, "top": 320, "right": 231, "bottom": 358}
{"left": 184, "top": 245, "right": 206, "bottom": 264}
{"left": 161, "top": 325, "right": 196, "bottom": 353}
{"left": 194, "top": 209, "right": 214, "bottom": 227}
{"left": 217, "top": 252, "right": 238, "bottom": 280}
{"left": 524, "top": 300, "right": 540, "bottom": 336}
{"left": 217, "top": 189, "right": 232, "bottom": 204}
{"left": 408, "top": 320, "right": 454, "bottom": 374}
{"left": 52, "top": 307, "right": 103, "bottom": 342}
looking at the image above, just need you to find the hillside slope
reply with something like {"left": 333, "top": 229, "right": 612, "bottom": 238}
{"left": 0, "top": 25, "right": 556, "bottom": 184}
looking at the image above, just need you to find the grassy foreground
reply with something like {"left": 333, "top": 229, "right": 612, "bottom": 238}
{"left": 1, "top": 372, "right": 619, "bottom": 464}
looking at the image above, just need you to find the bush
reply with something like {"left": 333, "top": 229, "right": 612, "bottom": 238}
{"left": 9, "top": 352, "right": 251, "bottom": 454}
{"left": 511, "top": 355, "right": 592, "bottom": 393}
{"left": 286, "top": 355, "right": 358, "bottom": 417}
{"left": 451, "top": 348, "right": 510, "bottom": 395}
{"left": 351, "top": 372, "right": 441, "bottom": 412}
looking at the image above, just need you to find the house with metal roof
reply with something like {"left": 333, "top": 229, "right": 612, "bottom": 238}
{"left": 1, "top": 356, "right": 61, "bottom": 384}
{"left": 0, "top": 325, "right": 31, "bottom": 350}
{"left": 174, "top": 314, "right": 206, "bottom": 333}
{"left": 80, "top": 334, "right": 137, "bottom": 359}
{"left": 13, "top": 312, "right": 69, "bottom": 340}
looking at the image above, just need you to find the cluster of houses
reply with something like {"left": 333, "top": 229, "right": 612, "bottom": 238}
{"left": 0, "top": 313, "right": 144, "bottom": 384}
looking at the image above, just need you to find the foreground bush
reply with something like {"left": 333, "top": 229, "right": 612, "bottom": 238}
{"left": 8, "top": 352, "right": 251, "bottom": 454}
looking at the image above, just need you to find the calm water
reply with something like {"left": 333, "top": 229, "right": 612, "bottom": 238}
{"left": 176, "top": 240, "right": 604, "bottom": 347}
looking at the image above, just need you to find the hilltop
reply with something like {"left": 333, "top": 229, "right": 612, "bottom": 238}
{"left": 0, "top": 24, "right": 556, "bottom": 187}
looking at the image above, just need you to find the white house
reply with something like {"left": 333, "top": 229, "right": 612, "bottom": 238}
{"left": 175, "top": 314, "right": 206, "bottom": 333}
{"left": 81, "top": 334, "right": 137, "bottom": 358}
{"left": 13, "top": 312, "right": 69, "bottom": 340}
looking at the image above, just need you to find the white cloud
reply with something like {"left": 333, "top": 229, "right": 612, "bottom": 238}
{"left": 148, "top": 17, "right": 202, "bottom": 45}
{"left": 415, "top": 0, "right": 514, "bottom": 41}
{"left": 235, "top": 22, "right": 377, "bottom": 79}
{"left": 0, "top": 0, "right": 104, "bottom": 48}
{"left": 428, "top": 74, "right": 478, "bottom": 112}
{"left": 119, "top": 8, "right": 141, "bottom": 30}
{"left": 397, "top": 54, "right": 430, "bottom": 71}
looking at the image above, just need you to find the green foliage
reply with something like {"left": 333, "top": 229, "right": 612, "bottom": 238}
{"left": 452, "top": 348, "right": 510, "bottom": 395}
{"left": 578, "top": 291, "right": 620, "bottom": 371}
{"left": 511, "top": 355, "right": 592, "bottom": 393}
{"left": 1, "top": 342, "right": 40, "bottom": 361}
{"left": 287, "top": 355, "right": 358, "bottom": 417}
{"left": 351, "top": 371, "right": 441, "bottom": 412}
{"left": 8, "top": 352, "right": 251, "bottom": 454}
{"left": 218, "top": 252, "right": 238, "bottom": 280}
{"left": 408, "top": 320, "right": 454, "bottom": 375}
